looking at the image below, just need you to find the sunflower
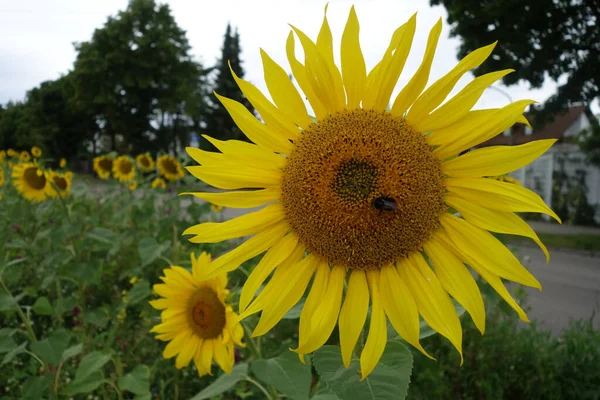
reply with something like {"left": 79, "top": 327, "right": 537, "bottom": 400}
{"left": 150, "top": 252, "right": 244, "bottom": 376}
{"left": 31, "top": 146, "right": 42, "bottom": 158}
{"left": 183, "top": 8, "right": 559, "bottom": 379}
{"left": 129, "top": 181, "right": 138, "bottom": 191}
{"left": 7, "top": 149, "right": 16, "bottom": 158}
{"left": 12, "top": 162, "right": 52, "bottom": 202}
{"left": 0, "top": 150, "right": 6, "bottom": 163}
{"left": 60, "top": 158, "right": 67, "bottom": 168}
{"left": 20, "top": 151, "right": 31, "bottom": 162}
{"left": 112, "top": 155, "right": 136, "bottom": 183}
{"left": 157, "top": 155, "right": 185, "bottom": 182}
{"left": 93, "top": 155, "right": 114, "bottom": 179}
{"left": 48, "top": 170, "right": 72, "bottom": 197}
{"left": 151, "top": 177, "right": 167, "bottom": 189}
{"left": 136, "top": 153, "right": 155, "bottom": 172}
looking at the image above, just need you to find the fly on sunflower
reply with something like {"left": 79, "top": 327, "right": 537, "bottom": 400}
{"left": 183, "top": 7, "right": 559, "bottom": 379}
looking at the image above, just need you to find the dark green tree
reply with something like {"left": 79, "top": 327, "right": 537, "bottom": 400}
{"left": 71, "top": 0, "right": 206, "bottom": 154}
{"left": 430, "top": 0, "right": 599, "bottom": 121}
{"left": 0, "top": 102, "right": 30, "bottom": 149}
{"left": 203, "top": 23, "right": 255, "bottom": 145}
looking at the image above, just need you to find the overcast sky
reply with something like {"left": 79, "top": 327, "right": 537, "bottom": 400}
{"left": 0, "top": 0, "right": 568, "bottom": 113}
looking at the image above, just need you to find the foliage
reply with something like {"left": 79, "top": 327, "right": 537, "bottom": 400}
{"left": 431, "top": 0, "right": 599, "bottom": 124}
{"left": 551, "top": 154, "right": 597, "bottom": 226}
{"left": 578, "top": 118, "right": 600, "bottom": 168}
{"left": 202, "top": 23, "right": 255, "bottom": 147}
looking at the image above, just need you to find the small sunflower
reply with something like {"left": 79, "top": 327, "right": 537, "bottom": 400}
{"left": 12, "top": 162, "right": 51, "bottom": 202}
{"left": 31, "top": 146, "right": 42, "bottom": 158}
{"left": 150, "top": 252, "right": 244, "bottom": 376}
{"left": 183, "top": 8, "right": 560, "bottom": 379}
{"left": 20, "top": 151, "right": 31, "bottom": 162}
{"left": 93, "top": 155, "right": 114, "bottom": 179}
{"left": 157, "top": 155, "right": 185, "bottom": 182}
{"left": 129, "top": 181, "right": 138, "bottom": 191}
{"left": 151, "top": 177, "right": 167, "bottom": 189}
{"left": 59, "top": 158, "right": 67, "bottom": 168}
{"left": 113, "top": 155, "right": 136, "bottom": 183}
{"left": 7, "top": 149, "right": 16, "bottom": 158}
{"left": 136, "top": 153, "right": 155, "bottom": 172}
{"left": 48, "top": 171, "right": 72, "bottom": 197}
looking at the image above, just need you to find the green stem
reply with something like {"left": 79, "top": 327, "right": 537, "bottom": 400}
{"left": 103, "top": 379, "right": 122, "bottom": 400}
{"left": 51, "top": 182, "right": 79, "bottom": 257}
{"left": 0, "top": 277, "right": 37, "bottom": 342}
{"left": 23, "top": 350, "right": 44, "bottom": 367}
{"left": 245, "top": 377, "right": 274, "bottom": 400}
{"left": 242, "top": 322, "right": 262, "bottom": 360}
{"left": 53, "top": 361, "right": 65, "bottom": 398}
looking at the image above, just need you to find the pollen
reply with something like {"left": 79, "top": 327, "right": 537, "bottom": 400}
{"left": 187, "top": 287, "right": 227, "bottom": 339}
{"left": 281, "top": 109, "right": 446, "bottom": 270}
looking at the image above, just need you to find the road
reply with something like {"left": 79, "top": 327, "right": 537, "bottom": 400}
{"left": 510, "top": 243, "right": 600, "bottom": 335}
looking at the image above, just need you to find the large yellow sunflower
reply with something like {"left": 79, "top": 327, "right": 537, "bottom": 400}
{"left": 183, "top": 8, "right": 559, "bottom": 379}
{"left": 150, "top": 252, "right": 244, "bottom": 376}
{"left": 136, "top": 153, "right": 155, "bottom": 172}
{"left": 112, "top": 155, "right": 136, "bottom": 183}
{"left": 48, "top": 170, "right": 72, "bottom": 198}
{"left": 157, "top": 155, "right": 185, "bottom": 182}
{"left": 12, "top": 162, "right": 52, "bottom": 202}
{"left": 93, "top": 155, "right": 114, "bottom": 180}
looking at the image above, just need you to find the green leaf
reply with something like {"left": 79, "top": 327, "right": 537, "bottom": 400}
{"left": 311, "top": 395, "right": 339, "bottom": 400}
{"left": 251, "top": 352, "right": 311, "bottom": 400}
{"left": 119, "top": 364, "right": 150, "bottom": 395}
{"left": 138, "top": 237, "right": 171, "bottom": 267}
{"left": 0, "top": 292, "right": 18, "bottom": 312}
{"left": 22, "top": 375, "right": 52, "bottom": 400}
{"left": 190, "top": 363, "right": 249, "bottom": 400}
{"left": 283, "top": 298, "right": 305, "bottom": 319}
{"left": 67, "top": 351, "right": 111, "bottom": 395}
{"left": 83, "top": 308, "right": 110, "bottom": 328}
{"left": 84, "top": 227, "right": 116, "bottom": 245}
{"left": 30, "top": 330, "right": 70, "bottom": 366}
{"left": 61, "top": 343, "right": 83, "bottom": 362}
{"left": 312, "top": 341, "right": 413, "bottom": 400}
{"left": 0, "top": 329, "right": 17, "bottom": 354}
{"left": 124, "top": 281, "right": 151, "bottom": 305}
{"left": 2, "top": 342, "right": 27, "bottom": 364}
{"left": 32, "top": 296, "right": 52, "bottom": 316}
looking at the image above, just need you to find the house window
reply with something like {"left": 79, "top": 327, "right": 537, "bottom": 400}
{"left": 503, "top": 127, "right": 512, "bottom": 137}
{"left": 525, "top": 126, "right": 533, "bottom": 136}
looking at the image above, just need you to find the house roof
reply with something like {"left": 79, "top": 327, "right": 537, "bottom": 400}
{"left": 479, "top": 106, "right": 587, "bottom": 147}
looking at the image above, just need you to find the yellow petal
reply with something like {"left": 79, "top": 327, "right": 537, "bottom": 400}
{"left": 163, "top": 331, "right": 191, "bottom": 360}
{"left": 379, "top": 265, "right": 431, "bottom": 358}
{"left": 149, "top": 298, "right": 170, "bottom": 310}
{"left": 446, "top": 177, "right": 560, "bottom": 222}
{"left": 424, "top": 234, "right": 486, "bottom": 334}
{"left": 239, "top": 233, "right": 300, "bottom": 313}
{"left": 390, "top": 19, "right": 442, "bottom": 117}
{"left": 200, "top": 339, "right": 214, "bottom": 376}
{"left": 406, "top": 41, "right": 496, "bottom": 123}
{"left": 443, "top": 139, "right": 557, "bottom": 178}
{"left": 180, "top": 188, "right": 280, "bottom": 209}
{"left": 359, "top": 270, "right": 387, "bottom": 380}
{"left": 215, "top": 92, "right": 295, "bottom": 152}
{"left": 183, "top": 203, "right": 284, "bottom": 242}
{"left": 192, "top": 252, "right": 213, "bottom": 282}
{"left": 440, "top": 213, "right": 542, "bottom": 289}
{"left": 192, "top": 339, "right": 207, "bottom": 376}
{"left": 414, "top": 69, "right": 514, "bottom": 132}
{"left": 260, "top": 49, "right": 312, "bottom": 129}
{"left": 213, "top": 340, "right": 233, "bottom": 374}
{"left": 341, "top": 6, "right": 366, "bottom": 109}
{"left": 297, "top": 260, "right": 330, "bottom": 352}
{"left": 428, "top": 100, "right": 535, "bottom": 160}
{"left": 199, "top": 136, "right": 286, "bottom": 169}
{"left": 290, "top": 25, "right": 346, "bottom": 113}
{"left": 186, "top": 146, "right": 227, "bottom": 166}
{"left": 363, "top": 14, "right": 416, "bottom": 111}
{"left": 339, "top": 270, "right": 369, "bottom": 367}
{"left": 316, "top": 4, "right": 334, "bottom": 65}
{"left": 398, "top": 254, "right": 463, "bottom": 361}
{"left": 294, "top": 265, "right": 345, "bottom": 355}
{"left": 175, "top": 336, "right": 200, "bottom": 369}
{"left": 445, "top": 193, "right": 549, "bottom": 261}
{"left": 286, "top": 32, "right": 327, "bottom": 120}
{"left": 185, "top": 164, "right": 281, "bottom": 190}
{"left": 207, "top": 221, "right": 290, "bottom": 276}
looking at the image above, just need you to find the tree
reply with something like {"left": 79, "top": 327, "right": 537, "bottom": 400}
{"left": 71, "top": 0, "right": 206, "bottom": 154}
{"left": 203, "top": 23, "right": 255, "bottom": 145}
{"left": 0, "top": 102, "right": 30, "bottom": 149}
{"left": 430, "top": 0, "right": 599, "bottom": 122}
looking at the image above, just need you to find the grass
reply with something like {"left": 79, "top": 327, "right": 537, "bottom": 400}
{"left": 502, "top": 233, "right": 600, "bottom": 252}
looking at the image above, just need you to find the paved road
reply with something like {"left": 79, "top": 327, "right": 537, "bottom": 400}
{"left": 511, "top": 243, "right": 600, "bottom": 335}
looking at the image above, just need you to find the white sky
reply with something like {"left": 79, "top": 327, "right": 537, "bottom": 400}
{"left": 0, "top": 0, "right": 565, "bottom": 112}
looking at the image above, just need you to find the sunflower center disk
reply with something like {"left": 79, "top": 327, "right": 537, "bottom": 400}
{"left": 281, "top": 109, "right": 446, "bottom": 270}
{"left": 24, "top": 167, "right": 46, "bottom": 190}
{"left": 162, "top": 159, "right": 177, "bottom": 174}
{"left": 120, "top": 162, "right": 133, "bottom": 174}
{"left": 187, "top": 287, "right": 226, "bottom": 339}
{"left": 54, "top": 177, "right": 67, "bottom": 191}
{"left": 99, "top": 159, "right": 113, "bottom": 171}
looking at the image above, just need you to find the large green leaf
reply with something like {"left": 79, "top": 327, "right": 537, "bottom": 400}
{"left": 22, "top": 375, "right": 52, "bottom": 400}
{"left": 251, "top": 352, "right": 311, "bottom": 400}
{"left": 138, "top": 237, "right": 171, "bottom": 267}
{"left": 0, "top": 329, "right": 17, "bottom": 354}
{"left": 312, "top": 341, "right": 413, "bottom": 400}
{"left": 119, "top": 364, "right": 150, "bottom": 396}
{"left": 32, "top": 296, "right": 53, "bottom": 316}
{"left": 125, "top": 281, "right": 151, "bottom": 305}
{"left": 66, "top": 351, "right": 111, "bottom": 395}
{"left": 31, "top": 330, "right": 70, "bottom": 366}
{"left": 190, "top": 363, "right": 249, "bottom": 400}
{"left": 61, "top": 343, "right": 83, "bottom": 363}
{"left": 2, "top": 342, "right": 27, "bottom": 364}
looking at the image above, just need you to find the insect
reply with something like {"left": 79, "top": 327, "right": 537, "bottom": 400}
{"left": 372, "top": 196, "right": 399, "bottom": 213}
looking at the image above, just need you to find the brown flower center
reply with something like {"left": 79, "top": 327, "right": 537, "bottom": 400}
{"left": 99, "top": 158, "right": 113, "bottom": 171}
{"left": 24, "top": 167, "right": 47, "bottom": 190}
{"left": 187, "top": 287, "right": 226, "bottom": 339}
{"left": 53, "top": 176, "right": 68, "bottom": 191}
{"left": 281, "top": 109, "right": 446, "bottom": 270}
{"left": 140, "top": 156, "right": 151, "bottom": 167}
{"left": 119, "top": 160, "right": 133, "bottom": 174}
{"left": 161, "top": 157, "right": 178, "bottom": 174}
